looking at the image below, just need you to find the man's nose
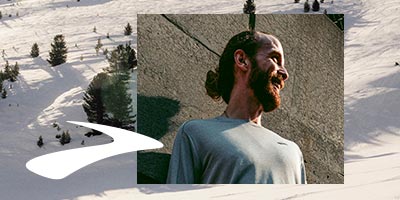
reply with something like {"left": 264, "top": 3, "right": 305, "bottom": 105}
{"left": 278, "top": 68, "right": 289, "bottom": 81}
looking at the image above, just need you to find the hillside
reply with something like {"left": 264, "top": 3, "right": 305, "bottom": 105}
{"left": 0, "top": 0, "right": 399, "bottom": 199}
{"left": 0, "top": 0, "right": 137, "bottom": 199}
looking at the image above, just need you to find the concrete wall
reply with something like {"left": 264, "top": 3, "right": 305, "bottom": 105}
{"left": 137, "top": 14, "right": 343, "bottom": 184}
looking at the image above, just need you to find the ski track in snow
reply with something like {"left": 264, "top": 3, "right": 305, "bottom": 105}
{"left": 0, "top": 0, "right": 399, "bottom": 199}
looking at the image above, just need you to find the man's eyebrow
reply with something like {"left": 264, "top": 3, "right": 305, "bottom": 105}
{"left": 269, "top": 50, "right": 282, "bottom": 58}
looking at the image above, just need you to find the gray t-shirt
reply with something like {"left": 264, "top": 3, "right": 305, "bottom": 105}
{"left": 166, "top": 116, "right": 306, "bottom": 184}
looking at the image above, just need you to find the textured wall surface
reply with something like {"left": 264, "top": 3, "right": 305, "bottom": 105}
{"left": 137, "top": 14, "right": 343, "bottom": 184}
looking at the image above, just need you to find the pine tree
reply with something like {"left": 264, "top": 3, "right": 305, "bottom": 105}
{"left": 106, "top": 33, "right": 110, "bottom": 39}
{"left": 124, "top": 23, "right": 132, "bottom": 36}
{"left": 93, "top": 26, "right": 97, "bottom": 33}
{"left": 47, "top": 34, "right": 68, "bottom": 66}
{"left": 105, "top": 44, "right": 136, "bottom": 73}
{"left": 52, "top": 121, "right": 58, "bottom": 128}
{"left": 103, "top": 48, "right": 108, "bottom": 57}
{"left": 1, "top": 88, "right": 6, "bottom": 99}
{"left": 312, "top": 0, "right": 320, "bottom": 11}
{"left": 304, "top": 0, "right": 311, "bottom": 12}
{"left": 294, "top": 0, "right": 300, "bottom": 2}
{"left": 82, "top": 72, "right": 109, "bottom": 132}
{"left": 30, "top": 43, "right": 39, "bottom": 58}
{"left": 84, "top": 44, "right": 136, "bottom": 132}
{"left": 4, "top": 61, "right": 12, "bottom": 81}
{"left": 102, "top": 73, "right": 134, "bottom": 130}
{"left": 60, "top": 130, "right": 71, "bottom": 145}
{"left": 37, "top": 136, "right": 44, "bottom": 148}
{"left": 95, "top": 38, "right": 103, "bottom": 55}
{"left": 10, "top": 62, "right": 19, "bottom": 82}
{"left": 0, "top": 11, "right": 2, "bottom": 19}
{"left": 101, "top": 44, "right": 136, "bottom": 130}
{"left": 129, "top": 45, "right": 137, "bottom": 70}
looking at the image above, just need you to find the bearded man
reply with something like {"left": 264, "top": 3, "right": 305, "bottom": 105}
{"left": 166, "top": 31, "right": 306, "bottom": 184}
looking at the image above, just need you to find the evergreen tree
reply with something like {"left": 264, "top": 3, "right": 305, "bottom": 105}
{"left": 95, "top": 38, "right": 103, "bottom": 55}
{"left": 47, "top": 34, "right": 68, "bottom": 66}
{"left": 82, "top": 72, "right": 109, "bottom": 135}
{"left": 0, "top": 70, "right": 4, "bottom": 83}
{"left": 93, "top": 26, "right": 97, "bottom": 33}
{"left": 294, "top": 0, "right": 300, "bottom": 3}
{"left": 1, "top": 88, "right": 6, "bottom": 99}
{"left": 10, "top": 62, "right": 19, "bottom": 82}
{"left": 52, "top": 121, "right": 58, "bottom": 128}
{"left": 102, "top": 73, "right": 134, "bottom": 130}
{"left": 105, "top": 44, "right": 137, "bottom": 73}
{"left": 0, "top": 11, "right": 2, "bottom": 19}
{"left": 37, "top": 136, "right": 44, "bottom": 148}
{"left": 106, "top": 33, "right": 110, "bottom": 39}
{"left": 304, "top": 0, "right": 311, "bottom": 12}
{"left": 30, "top": 43, "right": 39, "bottom": 58}
{"left": 312, "top": 0, "right": 320, "bottom": 11}
{"left": 128, "top": 45, "right": 137, "bottom": 69}
{"left": 59, "top": 130, "right": 71, "bottom": 145}
{"left": 124, "top": 23, "right": 132, "bottom": 36}
{"left": 83, "top": 44, "right": 136, "bottom": 132}
{"left": 4, "top": 61, "right": 12, "bottom": 81}
{"left": 103, "top": 48, "right": 109, "bottom": 57}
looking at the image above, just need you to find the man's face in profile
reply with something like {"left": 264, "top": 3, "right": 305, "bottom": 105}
{"left": 249, "top": 34, "right": 287, "bottom": 112}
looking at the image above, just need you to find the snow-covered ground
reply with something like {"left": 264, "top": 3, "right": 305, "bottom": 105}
{"left": 0, "top": 0, "right": 137, "bottom": 199}
{"left": 1, "top": 0, "right": 399, "bottom": 199}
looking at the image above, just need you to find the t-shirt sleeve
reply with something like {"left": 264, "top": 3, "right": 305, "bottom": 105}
{"left": 166, "top": 123, "right": 201, "bottom": 184}
{"left": 292, "top": 142, "right": 307, "bottom": 184}
{"left": 300, "top": 151, "right": 307, "bottom": 184}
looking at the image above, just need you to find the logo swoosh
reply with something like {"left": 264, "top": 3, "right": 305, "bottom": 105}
{"left": 26, "top": 121, "right": 163, "bottom": 179}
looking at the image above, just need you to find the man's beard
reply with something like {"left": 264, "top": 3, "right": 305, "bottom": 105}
{"left": 249, "top": 60, "right": 283, "bottom": 112}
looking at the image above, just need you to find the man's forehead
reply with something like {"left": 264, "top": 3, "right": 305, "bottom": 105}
{"left": 254, "top": 33, "right": 284, "bottom": 57}
{"left": 258, "top": 33, "right": 283, "bottom": 50}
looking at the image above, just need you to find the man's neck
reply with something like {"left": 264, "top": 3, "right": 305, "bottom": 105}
{"left": 224, "top": 89, "right": 263, "bottom": 125}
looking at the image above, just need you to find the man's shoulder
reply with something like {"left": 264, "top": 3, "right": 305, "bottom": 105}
{"left": 179, "top": 118, "right": 220, "bottom": 134}
{"left": 258, "top": 127, "right": 302, "bottom": 153}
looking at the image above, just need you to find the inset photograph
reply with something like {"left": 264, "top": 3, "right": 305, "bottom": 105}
{"left": 137, "top": 14, "right": 343, "bottom": 184}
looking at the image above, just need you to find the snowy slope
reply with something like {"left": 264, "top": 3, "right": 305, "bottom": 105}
{"left": 1, "top": 0, "right": 399, "bottom": 199}
{"left": 0, "top": 0, "right": 137, "bottom": 199}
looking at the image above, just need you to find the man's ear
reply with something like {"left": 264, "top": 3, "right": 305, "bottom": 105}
{"left": 234, "top": 49, "right": 250, "bottom": 72}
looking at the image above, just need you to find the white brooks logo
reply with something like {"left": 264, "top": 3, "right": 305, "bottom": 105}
{"left": 26, "top": 121, "right": 163, "bottom": 180}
